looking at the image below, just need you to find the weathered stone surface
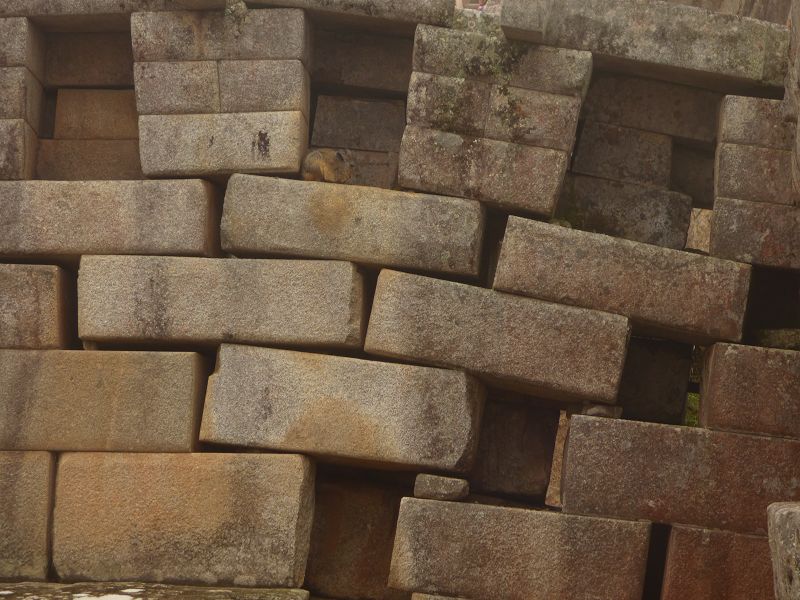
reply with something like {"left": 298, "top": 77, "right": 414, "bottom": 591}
{"left": 557, "top": 174, "right": 692, "bottom": 249}
{"left": 715, "top": 143, "right": 795, "bottom": 205}
{"left": 134, "top": 61, "right": 220, "bottom": 115}
{"left": 78, "top": 256, "right": 365, "bottom": 348}
{"left": 753, "top": 329, "right": 800, "bottom": 351}
{"left": 686, "top": 208, "right": 713, "bottom": 253}
{"left": 139, "top": 112, "right": 308, "bottom": 177}
{"left": 0, "top": 18, "right": 44, "bottom": 82}
{"left": 0, "top": 350, "right": 204, "bottom": 452}
{"left": 0, "top": 451, "right": 53, "bottom": 580}
{"left": 719, "top": 96, "right": 794, "bottom": 150}
{"left": 414, "top": 474, "right": 469, "bottom": 501}
{"left": 0, "top": 264, "right": 68, "bottom": 349}
{"left": 769, "top": 502, "right": 800, "bottom": 600}
{"left": 312, "top": 96, "right": 405, "bottom": 153}
{"left": 562, "top": 415, "right": 800, "bottom": 535}
{"left": 398, "top": 125, "right": 567, "bottom": 216}
{"left": 0, "top": 582, "right": 310, "bottom": 599}
{"left": 221, "top": 175, "right": 484, "bottom": 277}
{"left": 661, "top": 525, "right": 773, "bottom": 600}
{"left": 0, "top": 67, "right": 42, "bottom": 133}
{"left": 494, "top": 216, "right": 751, "bottom": 344}
{"left": 0, "top": 119, "right": 37, "bottom": 180}
{"left": 0, "top": 180, "right": 217, "bottom": 259}
{"left": 45, "top": 32, "right": 133, "bottom": 87}
{"left": 201, "top": 344, "right": 483, "bottom": 471}
{"left": 365, "top": 269, "right": 630, "bottom": 403}
{"left": 36, "top": 139, "right": 143, "bottom": 180}
{"left": 710, "top": 197, "right": 800, "bottom": 270}
{"left": 0, "top": 0, "right": 197, "bottom": 19}
{"left": 220, "top": 60, "right": 309, "bottom": 117}
{"left": 339, "top": 148, "right": 398, "bottom": 189}
{"left": 389, "top": 498, "right": 650, "bottom": 600}
{"left": 671, "top": 143, "right": 715, "bottom": 208}
{"left": 53, "top": 89, "right": 137, "bottom": 140}
{"left": 53, "top": 453, "right": 314, "bottom": 586}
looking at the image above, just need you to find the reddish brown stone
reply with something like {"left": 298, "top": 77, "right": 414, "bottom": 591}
{"left": 719, "top": 96, "right": 794, "bottom": 150}
{"left": 715, "top": 143, "right": 795, "bottom": 206}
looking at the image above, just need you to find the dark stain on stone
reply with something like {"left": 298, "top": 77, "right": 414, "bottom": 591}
{"left": 254, "top": 130, "right": 270, "bottom": 158}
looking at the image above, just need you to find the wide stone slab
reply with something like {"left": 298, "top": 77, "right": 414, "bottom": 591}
{"left": 0, "top": 264, "right": 68, "bottom": 349}
{"left": 53, "top": 453, "right": 314, "bottom": 586}
{"left": 0, "top": 180, "right": 218, "bottom": 259}
{"left": 365, "top": 270, "right": 630, "bottom": 403}
{"left": 221, "top": 175, "right": 484, "bottom": 277}
{"left": 769, "top": 502, "right": 800, "bottom": 600}
{"left": 78, "top": 256, "right": 365, "bottom": 349}
{"left": 0, "top": 350, "right": 204, "bottom": 452}
{"left": 494, "top": 216, "right": 751, "bottom": 344}
{"left": 200, "top": 344, "right": 484, "bottom": 472}
{"left": 0, "top": 583, "right": 309, "bottom": 599}
{"left": 562, "top": 416, "right": 800, "bottom": 535}
{"left": 389, "top": 498, "right": 650, "bottom": 600}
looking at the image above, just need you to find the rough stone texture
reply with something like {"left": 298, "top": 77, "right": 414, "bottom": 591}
{"left": 0, "top": 180, "right": 218, "bottom": 259}
{"left": 337, "top": 148, "right": 398, "bottom": 189}
{"left": 200, "top": 344, "right": 483, "bottom": 472}
{"left": 389, "top": 498, "right": 650, "bottom": 600}
{"left": 0, "top": 264, "right": 68, "bottom": 349}
{"left": 36, "top": 139, "right": 143, "bottom": 180}
{"left": 556, "top": 174, "right": 692, "bottom": 249}
{"left": 0, "top": 67, "right": 43, "bottom": 133}
{"left": 562, "top": 415, "right": 800, "bottom": 535}
{"left": 134, "top": 61, "right": 220, "bottom": 115}
{"left": 0, "top": 583, "right": 309, "bottom": 599}
{"left": 45, "top": 32, "right": 133, "bottom": 87}
{"left": 494, "top": 216, "right": 751, "bottom": 344}
{"left": 0, "top": 0, "right": 202, "bottom": 19}
{"left": 671, "top": 143, "right": 715, "bottom": 208}
{"left": 221, "top": 175, "right": 484, "bottom": 277}
{"left": 0, "top": 17, "right": 45, "bottom": 82}
{"left": 220, "top": 60, "right": 309, "bottom": 117}
{"left": 769, "top": 502, "right": 800, "bottom": 600}
{"left": 53, "top": 89, "right": 138, "bottom": 140}
{"left": 365, "top": 269, "right": 631, "bottom": 403}
{"left": 139, "top": 112, "right": 308, "bottom": 177}
{"left": 710, "top": 197, "right": 800, "bottom": 270}
{"left": 414, "top": 474, "right": 469, "bottom": 501}
{"left": 719, "top": 96, "right": 794, "bottom": 150}
{"left": 53, "top": 453, "right": 314, "bottom": 587}
{"left": 661, "top": 525, "right": 773, "bottom": 600}
{"left": 753, "top": 329, "right": 800, "bottom": 351}
{"left": 0, "top": 350, "right": 204, "bottom": 452}
{"left": 701, "top": 343, "right": 800, "bottom": 439}
{"left": 715, "top": 143, "right": 795, "bottom": 205}
{"left": 78, "top": 256, "right": 365, "bottom": 348}
{"left": 0, "top": 451, "right": 53, "bottom": 581}
{"left": 686, "top": 208, "right": 713, "bottom": 253}
{"left": 312, "top": 96, "right": 405, "bottom": 153}
{"left": 0, "top": 119, "right": 37, "bottom": 180}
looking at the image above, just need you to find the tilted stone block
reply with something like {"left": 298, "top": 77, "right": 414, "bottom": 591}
{"left": 219, "top": 60, "right": 309, "bottom": 117}
{"left": 312, "top": 95, "right": 405, "bottom": 153}
{"left": 200, "top": 344, "right": 484, "bottom": 472}
{"left": 0, "top": 67, "right": 43, "bottom": 133}
{"left": 0, "top": 118, "right": 37, "bottom": 180}
{"left": 715, "top": 142, "right": 795, "bottom": 205}
{"left": 0, "top": 350, "right": 204, "bottom": 452}
{"left": 494, "top": 216, "right": 751, "bottom": 344}
{"left": 686, "top": 208, "right": 713, "bottom": 253}
{"left": 389, "top": 498, "right": 650, "bottom": 600}
{"left": 53, "top": 453, "right": 314, "bottom": 586}
{"left": 0, "top": 264, "right": 69, "bottom": 349}
{"left": 53, "top": 89, "right": 138, "bottom": 140}
{"left": 562, "top": 416, "right": 800, "bottom": 535}
{"left": 719, "top": 96, "right": 794, "bottom": 150}
{"left": 0, "top": 17, "right": 44, "bottom": 81}
{"left": 0, "top": 583, "right": 310, "bottom": 599}
{"left": 221, "top": 175, "right": 484, "bottom": 277}
{"left": 45, "top": 32, "right": 133, "bottom": 87}
{"left": 769, "top": 502, "right": 800, "bottom": 600}
{"left": 36, "top": 139, "right": 143, "bottom": 180}
{"left": 415, "top": 474, "right": 469, "bottom": 501}
{"left": 365, "top": 269, "right": 630, "bottom": 403}
{"left": 134, "top": 61, "right": 220, "bottom": 115}
{"left": 78, "top": 256, "right": 365, "bottom": 348}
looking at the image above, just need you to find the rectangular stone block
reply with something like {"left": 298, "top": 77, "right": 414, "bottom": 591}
{"left": 672, "top": 143, "right": 715, "bottom": 208}
{"left": 45, "top": 32, "right": 133, "bottom": 87}
{"left": 0, "top": 67, "right": 43, "bottom": 132}
{"left": 219, "top": 60, "right": 309, "bottom": 117}
{"left": 769, "top": 503, "right": 800, "bottom": 600}
{"left": 139, "top": 112, "right": 308, "bottom": 177}
{"left": 36, "top": 139, "right": 143, "bottom": 180}
{"left": 562, "top": 415, "right": 800, "bottom": 535}
{"left": 365, "top": 269, "right": 631, "bottom": 403}
{"left": 201, "top": 344, "right": 483, "bottom": 471}
{"left": 0, "top": 583, "right": 310, "bottom": 599}
{"left": 0, "top": 17, "right": 44, "bottom": 82}
{"left": 312, "top": 95, "right": 405, "bottom": 153}
{"left": 0, "top": 118, "right": 37, "bottom": 180}
{"left": 661, "top": 526, "right": 773, "bottom": 600}
{"left": 221, "top": 175, "right": 484, "bottom": 277}
{"left": 53, "top": 452, "right": 314, "bottom": 586}
{"left": 0, "top": 350, "right": 204, "bottom": 452}
{"left": 494, "top": 216, "right": 751, "bottom": 344}
{"left": 710, "top": 197, "right": 800, "bottom": 270}
{"left": 719, "top": 95, "right": 794, "bottom": 150}
{"left": 0, "top": 180, "right": 218, "bottom": 259}
{"left": 415, "top": 474, "right": 469, "bottom": 501}
{"left": 78, "top": 256, "right": 365, "bottom": 349}
{"left": 134, "top": 61, "right": 220, "bottom": 115}
{"left": 389, "top": 498, "right": 650, "bottom": 600}
{"left": 0, "top": 264, "right": 68, "bottom": 349}
{"left": 0, "top": 451, "right": 53, "bottom": 580}
{"left": 53, "top": 89, "right": 138, "bottom": 140}
{"left": 715, "top": 142, "right": 795, "bottom": 205}
{"left": 686, "top": 207, "right": 713, "bottom": 253}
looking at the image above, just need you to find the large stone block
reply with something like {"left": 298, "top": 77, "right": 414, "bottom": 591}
{"left": 0, "top": 350, "right": 204, "bottom": 452}
{"left": 36, "top": 139, "right": 143, "bottom": 180}
{"left": 312, "top": 96, "right": 405, "bottom": 153}
{"left": 44, "top": 32, "right": 133, "bottom": 87}
{"left": 0, "top": 180, "right": 218, "bottom": 259}
{"left": 769, "top": 502, "right": 800, "bottom": 600}
{"left": 78, "top": 256, "right": 365, "bottom": 349}
{"left": 221, "top": 175, "right": 484, "bottom": 277}
{"left": 134, "top": 61, "right": 220, "bottom": 115}
{"left": 200, "top": 344, "right": 484, "bottom": 472}
{"left": 494, "top": 216, "right": 751, "bottom": 344}
{"left": 0, "top": 583, "right": 310, "bottom": 599}
{"left": 0, "top": 264, "right": 68, "bottom": 349}
{"left": 719, "top": 96, "right": 794, "bottom": 150}
{"left": 0, "top": 118, "right": 37, "bottom": 180}
{"left": 715, "top": 143, "right": 795, "bottom": 205}
{"left": 365, "top": 269, "right": 630, "bottom": 403}
{"left": 53, "top": 453, "right": 314, "bottom": 586}
{"left": 389, "top": 498, "right": 650, "bottom": 600}
{"left": 0, "top": 451, "right": 53, "bottom": 580}
{"left": 562, "top": 416, "right": 800, "bottom": 535}
{"left": 219, "top": 60, "right": 309, "bottom": 117}
{"left": 0, "top": 67, "right": 43, "bottom": 132}
{"left": 0, "top": 17, "right": 44, "bottom": 82}
{"left": 53, "top": 89, "right": 138, "bottom": 140}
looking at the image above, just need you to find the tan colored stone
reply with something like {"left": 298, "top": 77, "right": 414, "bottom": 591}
{"left": 0, "top": 118, "right": 37, "bottom": 180}
{"left": 312, "top": 96, "right": 405, "bottom": 153}
{"left": 134, "top": 61, "right": 220, "bottom": 115}
{"left": 0, "top": 67, "right": 43, "bottom": 133}
{"left": 36, "top": 139, "right": 143, "bottom": 180}
{"left": 0, "top": 17, "right": 44, "bottom": 82}
{"left": 686, "top": 208, "right": 713, "bottom": 253}
{"left": 0, "top": 264, "right": 68, "bottom": 349}
{"left": 53, "top": 89, "right": 138, "bottom": 140}
{"left": 719, "top": 95, "right": 794, "bottom": 150}
{"left": 220, "top": 60, "right": 309, "bottom": 118}
{"left": 769, "top": 502, "right": 800, "bottom": 600}
{"left": 414, "top": 474, "right": 469, "bottom": 501}
{"left": 0, "top": 582, "right": 310, "bottom": 599}
{"left": 44, "top": 32, "right": 133, "bottom": 87}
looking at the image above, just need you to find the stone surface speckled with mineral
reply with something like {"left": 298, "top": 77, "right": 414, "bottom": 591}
{"left": 769, "top": 502, "right": 800, "bottom": 600}
{"left": 0, "top": 67, "right": 42, "bottom": 133}
{"left": 0, "top": 264, "right": 68, "bottom": 349}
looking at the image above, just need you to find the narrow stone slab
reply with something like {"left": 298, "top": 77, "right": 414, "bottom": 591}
{"left": 0, "top": 451, "right": 53, "bottom": 580}
{"left": 415, "top": 474, "right": 469, "bottom": 501}
{"left": 0, "top": 264, "right": 68, "bottom": 349}
{"left": 719, "top": 96, "right": 794, "bottom": 150}
{"left": 715, "top": 143, "right": 795, "bottom": 205}
{"left": 200, "top": 344, "right": 483, "bottom": 471}
{"left": 134, "top": 61, "right": 220, "bottom": 115}
{"left": 221, "top": 175, "right": 484, "bottom": 277}
{"left": 53, "top": 453, "right": 314, "bottom": 586}
{"left": 0, "top": 350, "right": 204, "bottom": 452}
{"left": 0, "top": 67, "right": 43, "bottom": 133}
{"left": 36, "top": 139, "right": 143, "bottom": 181}
{"left": 686, "top": 208, "right": 713, "bottom": 253}
{"left": 45, "top": 32, "right": 133, "bottom": 87}
{"left": 53, "top": 89, "right": 138, "bottom": 140}
{"left": 78, "top": 256, "right": 365, "bottom": 349}
{"left": 494, "top": 216, "right": 751, "bottom": 344}
{"left": 389, "top": 498, "right": 650, "bottom": 600}
{"left": 312, "top": 96, "right": 405, "bottom": 153}
{"left": 769, "top": 502, "right": 800, "bottom": 600}
{"left": 0, "top": 582, "right": 309, "bottom": 599}
{"left": 562, "top": 416, "right": 800, "bottom": 535}
{"left": 0, "top": 180, "right": 218, "bottom": 259}
{"left": 220, "top": 60, "right": 309, "bottom": 117}
{"left": 0, "top": 118, "right": 37, "bottom": 180}
{"left": 365, "top": 270, "right": 630, "bottom": 403}
{"left": 0, "top": 17, "right": 44, "bottom": 82}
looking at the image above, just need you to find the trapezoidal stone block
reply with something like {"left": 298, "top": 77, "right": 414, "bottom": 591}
{"left": 686, "top": 208, "right": 713, "bottom": 254}
{"left": 221, "top": 175, "right": 484, "bottom": 277}
{"left": 0, "top": 118, "right": 37, "bottom": 180}
{"left": 200, "top": 344, "right": 484, "bottom": 472}
{"left": 78, "top": 256, "right": 365, "bottom": 349}
{"left": 494, "top": 216, "right": 751, "bottom": 345}
{"left": 53, "top": 452, "right": 314, "bottom": 587}
{"left": 0, "top": 264, "right": 69, "bottom": 349}
{"left": 0, "top": 350, "right": 204, "bottom": 452}
{"left": 53, "top": 89, "right": 138, "bottom": 140}
{"left": 364, "top": 269, "right": 630, "bottom": 404}
{"left": 389, "top": 498, "right": 650, "bottom": 600}
{"left": 44, "top": 32, "right": 133, "bottom": 88}
{"left": 715, "top": 142, "right": 795, "bottom": 206}
{"left": 769, "top": 502, "right": 800, "bottom": 600}
{"left": 0, "top": 583, "right": 310, "bottom": 599}
{"left": 561, "top": 416, "right": 800, "bottom": 535}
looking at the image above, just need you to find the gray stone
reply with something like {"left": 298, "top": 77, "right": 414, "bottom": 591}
{"left": 45, "top": 32, "right": 133, "bottom": 87}
{"left": 769, "top": 502, "right": 800, "bottom": 600}
{"left": 0, "top": 119, "right": 37, "bottom": 180}
{"left": 0, "top": 264, "right": 69, "bottom": 349}
{"left": 715, "top": 142, "right": 796, "bottom": 205}
{"left": 0, "top": 67, "right": 42, "bottom": 133}
{"left": 719, "top": 95, "right": 794, "bottom": 150}
{"left": 414, "top": 474, "right": 469, "bottom": 501}
{"left": 53, "top": 89, "right": 138, "bottom": 140}
{"left": 36, "top": 139, "right": 143, "bottom": 180}
{"left": 0, "top": 583, "right": 310, "bottom": 599}
{"left": 0, "top": 17, "right": 44, "bottom": 82}
{"left": 312, "top": 96, "right": 405, "bottom": 153}
{"left": 220, "top": 60, "right": 309, "bottom": 117}
{"left": 134, "top": 61, "right": 220, "bottom": 115}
